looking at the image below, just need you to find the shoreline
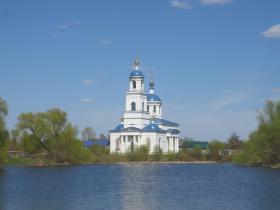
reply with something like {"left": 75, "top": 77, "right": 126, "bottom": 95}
{"left": 112, "top": 161, "right": 217, "bottom": 164}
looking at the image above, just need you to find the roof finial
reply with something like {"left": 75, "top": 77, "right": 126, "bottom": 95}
{"left": 149, "top": 78, "right": 155, "bottom": 89}
{"left": 134, "top": 59, "right": 140, "bottom": 70}
{"left": 149, "top": 78, "right": 155, "bottom": 94}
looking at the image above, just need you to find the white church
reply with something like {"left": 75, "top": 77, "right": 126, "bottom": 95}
{"left": 109, "top": 60, "right": 180, "bottom": 154}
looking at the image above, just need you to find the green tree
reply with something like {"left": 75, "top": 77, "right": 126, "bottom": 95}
{"left": 0, "top": 97, "right": 8, "bottom": 165}
{"left": 99, "top": 133, "right": 106, "bottom": 140}
{"left": 208, "top": 140, "right": 224, "bottom": 161}
{"left": 17, "top": 108, "right": 90, "bottom": 163}
{"left": 233, "top": 100, "right": 280, "bottom": 166}
{"left": 81, "top": 127, "right": 96, "bottom": 141}
{"left": 190, "top": 145, "right": 203, "bottom": 160}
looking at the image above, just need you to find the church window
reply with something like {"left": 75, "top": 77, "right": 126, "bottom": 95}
{"left": 153, "top": 105, "right": 156, "bottom": 113}
{"left": 142, "top": 102, "right": 144, "bottom": 111}
{"left": 132, "top": 81, "right": 136, "bottom": 89}
{"left": 131, "top": 102, "right": 136, "bottom": 111}
{"left": 147, "top": 105, "right": 149, "bottom": 112}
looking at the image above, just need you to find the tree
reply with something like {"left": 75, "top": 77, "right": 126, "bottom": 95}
{"left": 0, "top": 97, "right": 8, "bottom": 165}
{"left": 99, "top": 133, "right": 106, "bottom": 140}
{"left": 17, "top": 108, "right": 90, "bottom": 163}
{"left": 233, "top": 100, "right": 280, "bottom": 166}
{"left": 209, "top": 140, "right": 224, "bottom": 161}
{"left": 226, "top": 132, "right": 243, "bottom": 150}
{"left": 81, "top": 127, "right": 96, "bottom": 141}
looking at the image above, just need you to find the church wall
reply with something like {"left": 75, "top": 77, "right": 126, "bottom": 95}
{"left": 125, "top": 93, "right": 147, "bottom": 112}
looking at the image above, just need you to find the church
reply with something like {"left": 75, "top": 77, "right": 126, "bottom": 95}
{"left": 109, "top": 60, "right": 180, "bottom": 154}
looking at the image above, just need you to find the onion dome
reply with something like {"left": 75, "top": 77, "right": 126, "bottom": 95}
{"left": 147, "top": 78, "right": 161, "bottom": 102}
{"left": 129, "top": 59, "right": 144, "bottom": 79}
{"left": 114, "top": 124, "right": 124, "bottom": 131}
{"left": 147, "top": 94, "right": 161, "bottom": 102}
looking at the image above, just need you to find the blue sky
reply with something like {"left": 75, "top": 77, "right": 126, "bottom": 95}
{"left": 1, "top": 0, "right": 280, "bottom": 141}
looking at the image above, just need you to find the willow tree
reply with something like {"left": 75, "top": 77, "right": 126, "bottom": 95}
{"left": 17, "top": 108, "right": 90, "bottom": 163}
{"left": 0, "top": 97, "right": 8, "bottom": 165}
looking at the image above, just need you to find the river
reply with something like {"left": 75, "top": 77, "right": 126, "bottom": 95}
{"left": 0, "top": 163, "right": 280, "bottom": 210}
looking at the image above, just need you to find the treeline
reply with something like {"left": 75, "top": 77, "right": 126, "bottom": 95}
{"left": 1, "top": 96, "right": 279, "bottom": 166}
{"left": 233, "top": 100, "right": 280, "bottom": 167}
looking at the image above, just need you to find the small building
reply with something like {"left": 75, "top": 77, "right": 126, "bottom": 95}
{"left": 83, "top": 139, "right": 110, "bottom": 149}
{"left": 180, "top": 141, "right": 209, "bottom": 154}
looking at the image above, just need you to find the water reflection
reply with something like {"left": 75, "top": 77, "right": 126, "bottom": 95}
{"left": 0, "top": 164, "right": 280, "bottom": 210}
{"left": 120, "top": 164, "right": 160, "bottom": 210}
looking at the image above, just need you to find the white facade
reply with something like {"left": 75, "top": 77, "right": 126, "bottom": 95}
{"left": 109, "top": 60, "right": 180, "bottom": 154}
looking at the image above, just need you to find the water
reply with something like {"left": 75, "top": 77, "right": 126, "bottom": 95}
{"left": 0, "top": 163, "right": 280, "bottom": 210}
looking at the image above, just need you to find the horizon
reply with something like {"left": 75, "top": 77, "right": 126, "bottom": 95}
{"left": 1, "top": 0, "right": 280, "bottom": 141}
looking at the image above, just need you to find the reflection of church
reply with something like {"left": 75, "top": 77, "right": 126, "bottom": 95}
{"left": 109, "top": 60, "right": 180, "bottom": 154}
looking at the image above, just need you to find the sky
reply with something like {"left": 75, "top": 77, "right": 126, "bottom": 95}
{"left": 1, "top": 0, "right": 280, "bottom": 141}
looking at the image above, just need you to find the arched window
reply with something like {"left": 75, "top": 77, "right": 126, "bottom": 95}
{"left": 131, "top": 102, "right": 136, "bottom": 111}
{"left": 142, "top": 102, "right": 144, "bottom": 111}
{"left": 153, "top": 105, "right": 156, "bottom": 113}
{"left": 132, "top": 81, "right": 136, "bottom": 89}
{"left": 147, "top": 105, "right": 149, "bottom": 112}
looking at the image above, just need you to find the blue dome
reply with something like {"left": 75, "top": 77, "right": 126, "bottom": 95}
{"left": 147, "top": 94, "right": 161, "bottom": 102}
{"left": 143, "top": 122, "right": 161, "bottom": 132}
{"left": 115, "top": 124, "right": 124, "bottom": 131}
{"left": 129, "top": 70, "right": 144, "bottom": 78}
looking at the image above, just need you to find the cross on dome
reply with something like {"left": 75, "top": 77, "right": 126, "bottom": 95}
{"left": 134, "top": 59, "right": 140, "bottom": 70}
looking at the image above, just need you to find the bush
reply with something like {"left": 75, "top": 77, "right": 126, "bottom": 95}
{"left": 150, "top": 145, "right": 162, "bottom": 161}
{"left": 177, "top": 149, "right": 193, "bottom": 161}
{"left": 166, "top": 152, "right": 177, "bottom": 161}
{"left": 127, "top": 145, "right": 149, "bottom": 161}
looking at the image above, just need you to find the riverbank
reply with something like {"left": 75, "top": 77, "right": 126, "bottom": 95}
{"left": 3, "top": 156, "right": 218, "bottom": 167}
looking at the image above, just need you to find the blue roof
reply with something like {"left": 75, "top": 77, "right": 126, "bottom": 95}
{"left": 142, "top": 122, "right": 165, "bottom": 133}
{"left": 129, "top": 70, "right": 144, "bottom": 78}
{"left": 83, "top": 139, "right": 109, "bottom": 148}
{"left": 147, "top": 94, "right": 161, "bottom": 102}
{"left": 154, "top": 118, "right": 179, "bottom": 127}
{"left": 123, "top": 127, "right": 141, "bottom": 132}
{"left": 115, "top": 124, "right": 124, "bottom": 131}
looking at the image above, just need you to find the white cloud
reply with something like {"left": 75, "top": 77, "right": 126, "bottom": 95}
{"left": 262, "top": 24, "right": 280, "bottom": 38}
{"left": 80, "top": 98, "right": 93, "bottom": 103}
{"left": 170, "top": 0, "right": 192, "bottom": 10}
{"left": 82, "top": 80, "right": 94, "bottom": 86}
{"left": 56, "top": 24, "right": 69, "bottom": 29}
{"left": 200, "top": 0, "right": 231, "bottom": 5}
{"left": 210, "top": 90, "right": 249, "bottom": 109}
{"left": 99, "top": 40, "right": 112, "bottom": 45}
